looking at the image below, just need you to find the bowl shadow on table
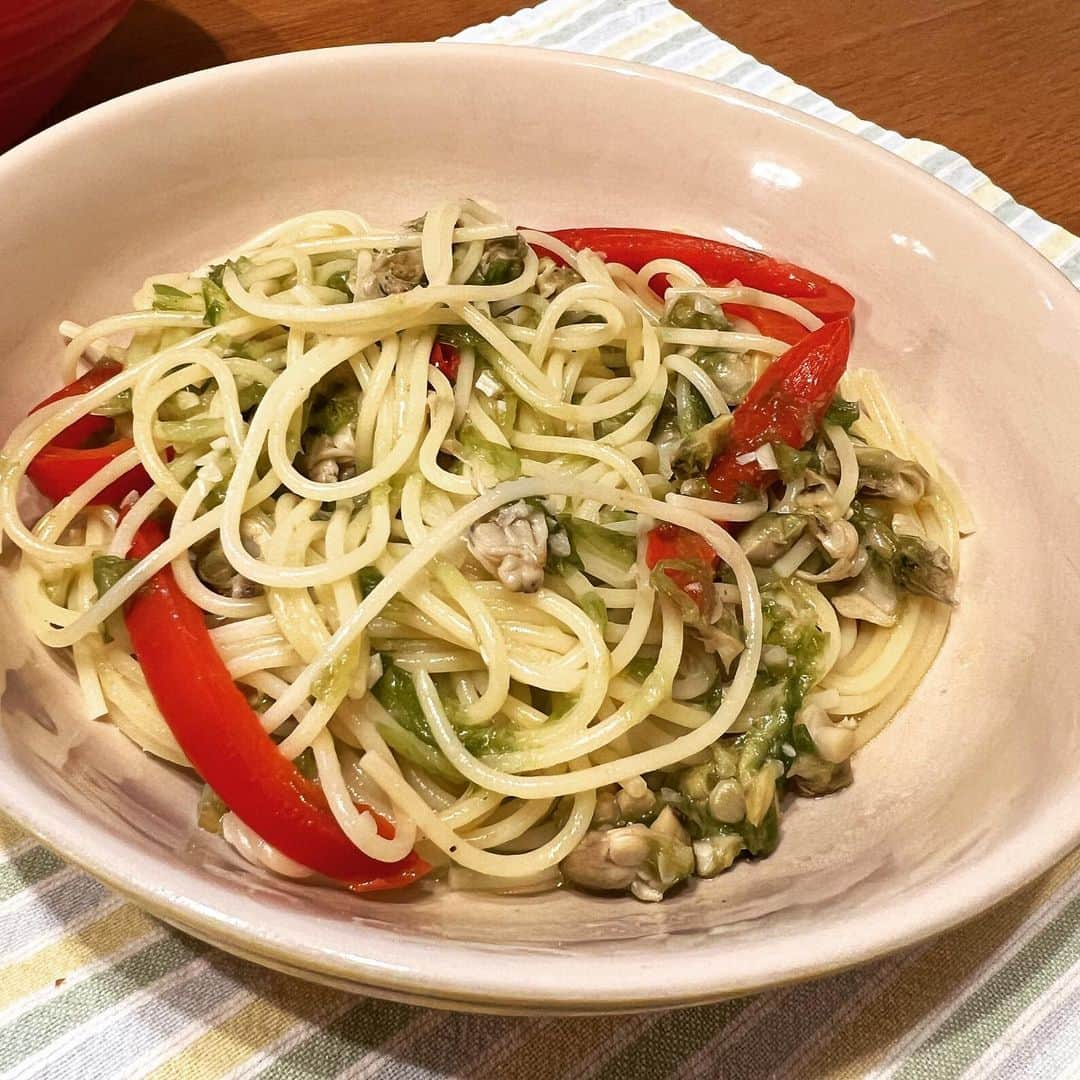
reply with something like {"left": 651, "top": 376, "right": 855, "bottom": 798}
{"left": 36, "top": 0, "right": 285, "bottom": 132}
{"left": 15, "top": 847, "right": 1072, "bottom": 1079}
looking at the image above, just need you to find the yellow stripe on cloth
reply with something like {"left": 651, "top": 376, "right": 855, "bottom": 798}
{"left": 0, "top": 816, "right": 27, "bottom": 855}
{"left": 601, "top": 9, "right": 692, "bottom": 56}
{"left": 0, "top": 903, "right": 158, "bottom": 1010}
{"left": 792, "top": 849, "right": 1080, "bottom": 1079}
{"left": 1034, "top": 229, "right": 1079, "bottom": 262}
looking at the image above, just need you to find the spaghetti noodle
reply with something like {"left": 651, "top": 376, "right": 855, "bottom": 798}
{"left": 0, "top": 200, "right": 969, "bottom": 901}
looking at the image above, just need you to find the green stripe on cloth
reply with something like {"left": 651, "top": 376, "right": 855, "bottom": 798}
{"left": 675, "top": 957, "right": 913, "bottom": 1079}
{"left": 590, "top": 997, "right": 754, "bottom": 1080}
{"left": 0, "top": 932, "right": 206, "bottom": 1071}
{"left": 0, "top": 846, "right": 66, "bottom": 902}
{"left": 253, "top": 997, "right": 417, "bottom": 1079}
{"left": 978, "top": 971, "right": 1080, "bottom": 1080}
{"left": 789, "top": 852, "right": 1080, "bottom": 1078}
{"left": 894, "top": 891, "right": 1080, "bottom": 1079}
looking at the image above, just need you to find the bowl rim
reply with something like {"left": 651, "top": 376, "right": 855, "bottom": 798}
{"left": 1, "top": 41, "right": 1078, "bottom": 1013}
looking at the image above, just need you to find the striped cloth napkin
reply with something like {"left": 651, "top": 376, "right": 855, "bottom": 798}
{"left": 3, "top": 1, "right": 1078, "bottom": 1076}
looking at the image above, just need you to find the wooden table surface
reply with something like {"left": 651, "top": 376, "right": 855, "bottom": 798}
{"left": 51, "top": 0, "right": 1080, "bottom": 234}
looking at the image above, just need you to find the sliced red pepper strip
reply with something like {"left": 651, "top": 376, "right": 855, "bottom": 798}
{"left": 644, "top": 522, "right": 718, "bottom": 614}
{"left": 645, "top": 522, "right": 717, "bottom": 569}
{"left": 429, "top": 341, "right": 460, "bottom": 382}
{"left": 124, "top": 518, "right": 429, "bottom": 892}
{"left": 27, "top": 439, "right": 153, "bottom": 506}
{"left": 542, "top": 227, "right": 854, "bottom": 322}
{"left": 25, "top": 362, "right": 154, "bottom": 506}
{"left": 30, "top": 362, "right": 117, "bottom": 448}
{"left": 721, "top": 303, "right": 808, "bottom": 346}
{"left": 707, "top": 319, "right": 851, "bottom": 501}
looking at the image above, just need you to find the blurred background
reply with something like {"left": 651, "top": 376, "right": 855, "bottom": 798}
{"left": 6, "top": 1, "right": 1079, "bottom": 234}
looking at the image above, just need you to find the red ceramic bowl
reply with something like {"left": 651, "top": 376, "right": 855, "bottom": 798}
{"left": 0, "top": 0, "right": 132, "bottom": 149}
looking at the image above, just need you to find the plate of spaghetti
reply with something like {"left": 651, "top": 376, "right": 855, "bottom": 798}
{"left": 0, "top": 45, "right": 1076, "bottom": 1011}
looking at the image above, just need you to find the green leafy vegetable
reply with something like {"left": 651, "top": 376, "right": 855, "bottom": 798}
{"left": 694, "top": 350, "right": 754, "bottom": 405}
{"left": 324, "top": 269, "right": 354, "bottom": 300}
{"left": 542, "top": 511, "right": 582, "bottom": 575}
{"left": 457, "top": 723, "right": 515, "bottom": 757}
{"left": 791, "top": 722, "right": 817, "bottom": 756}
{"left": 372, "top": 659, "right": 513, "bottom": 765}
{"left": 661, "top": 578, "right": 827, "bottom": 865}
{"left": 373, "top": 714, "right": 459, "bottom": 782}
{"left": 356, "top": 566, "right": 383, "bottom": 597}
{"left": 201, "top": 278, "right": 230, "bottom": 326}
{"left": 774, "top": 443, "right": 813, "bottom": 484}
{"left": 664, "top": 294, "right": 732, "bottom": 331}
{"left": 458, "top": 422, "right": 522, "bottom": 487}
{"left": 738, "top": 801, "right": 780, "bottom": 856}
{"left": 674, "top": 376, "right": 710, "bottom": 438}
{"left": 206, "top": 257, "right": 252, "bottom": 289}
{"left": 578, "top": 590, "right": 608, "bottom": 633}
{"left": 650, "top": 558, "right": 714, "bottom": 624}
{"left": 470, "top": 235, "right": 528, "bottom": 285}
{"left": 824, "top": 394, "right": 860, "bottom": 430}
{"left": 670, "top": 414, "right": 732, "bottom": 484}
{"left": 151, "top": 283, "right": 197, "bottom": 311}
{"left": 310, "top": 394, "right": 358, "bottom": 436}
{"left": 437, "top": 325, "right": 487, "bottom": 352}
{"left": 595, "top": 403, "right": 639, "bottom": 439}
{"left": 788, "top": 754, "right": 853, "bottom": 797}
{"left": 372, "top": 660, "right": 435, "bottom": 744}
{"left": 558, "top": 515, "right": 637, "bottom": 571}
{"left": 91, "top": 388, "right": 133, "bottom": 418}
{"left": 92, "top": 555, "right": 135, "bottom": 597}
{"left": 236, "top": 381, "right": 267, "bottom": 414}
{"left": 483, "top": 386, "right": 518, "bottom": 438}
{"left": 312, "top": 643, "right": 361, "bottom": 704}
{"left": 849, "top": 500, "right": 955, "bottom": 604}
{"left": 624, "top": 654, "right": 658, "bottom": 682}
{"left": 646, "top": 392, "right": 681, "bottom": 464}
{"left": 155, "top": 418, "right": 228, "bottom": 445}
{"left": 737, "top": 512, "right": 806, "bottom": 566}
{"left": 692, "top": 673, "right": 727, "bottom": 715}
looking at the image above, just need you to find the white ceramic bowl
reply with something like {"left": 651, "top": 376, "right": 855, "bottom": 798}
{"left": 0, "top": 44, "right": 1077, "bottom": 1014}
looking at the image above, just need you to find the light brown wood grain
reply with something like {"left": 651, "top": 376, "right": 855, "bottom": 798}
{"left": 47, "top": 0, "right": 1080, "bottom": 233}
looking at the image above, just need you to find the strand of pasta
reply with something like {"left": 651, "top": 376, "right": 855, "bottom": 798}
{"left": 0, "top": 205, "right": 967, "bottom": 890}
{"left": 361, "top": 750, "right": 595, "bottom": 879}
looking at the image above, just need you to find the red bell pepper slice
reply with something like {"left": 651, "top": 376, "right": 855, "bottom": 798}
{"left": 540, "top": 227, "right": 853, "bottom": 344}
{"left": 27, "top": 439, "right": 153, "bottom": 507}
{"left": 31, "top": 362, "right": 117, "bottom": 448}
{"left": 644, "top": 319, "right": 850, "bottom": 603}
{"left": 721, "top": 304, "right": 808, "bottom": 346}
{"left": 429, "top": 341, "right": 460, "bottom": 382}
{"left": 646, "top": 522, "right": 717, "bottom": 568}
{"left": 25, "top": 362, "right": 154, "bottom": 506}
{"left": 644, "top": 522, "right": 718, "bottom": 615}
{"left": 707, "top": 318, "right": 851, "bottom": 501}
{"left": 124, "top": 518, "right": 429, "bottom": 892}
{"left": 542, "top": 227, "right": 854, "bottom": 323}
